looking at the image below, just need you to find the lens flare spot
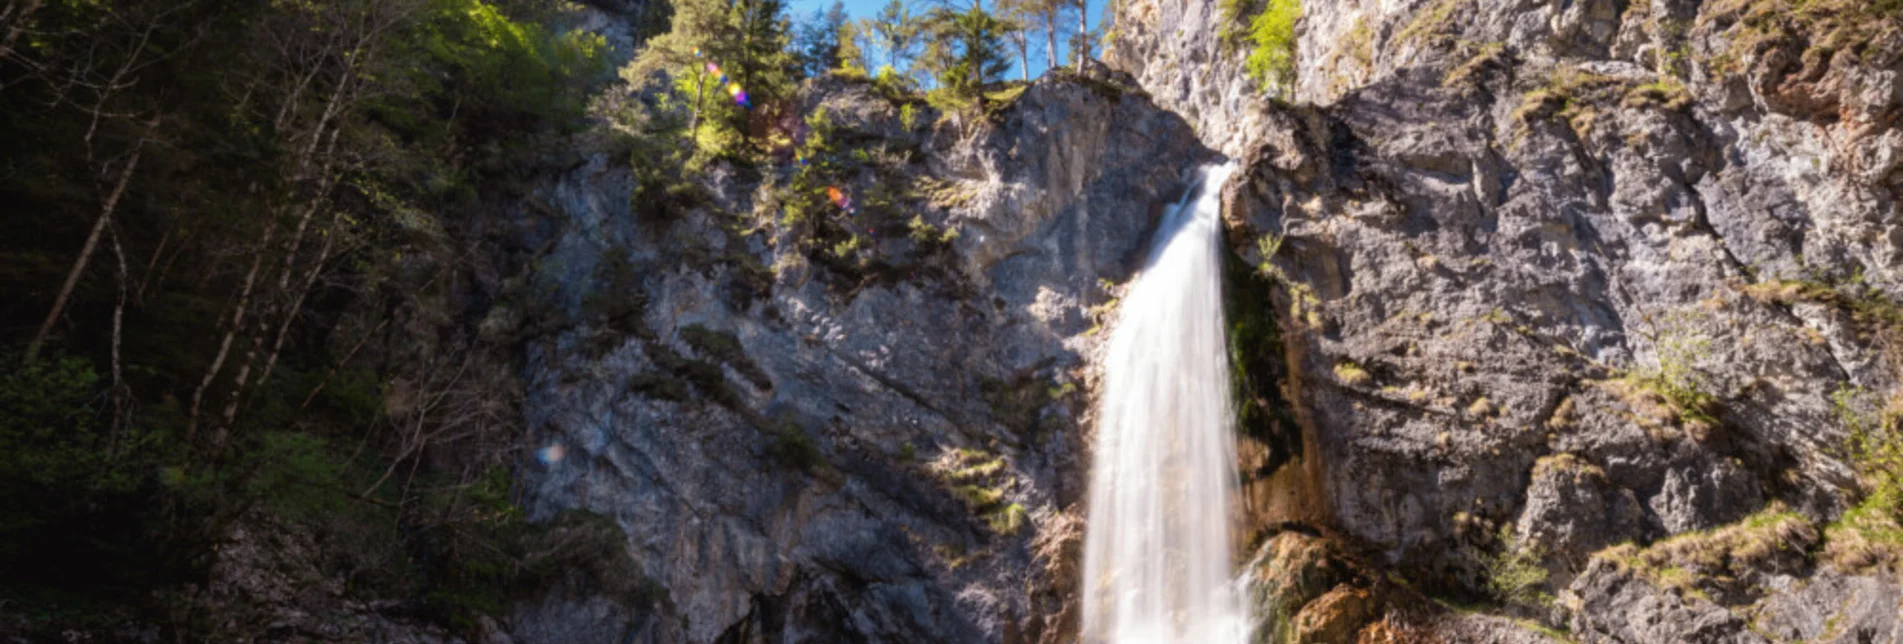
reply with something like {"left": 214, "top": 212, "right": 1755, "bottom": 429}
{"left": 536, "top": 444, "right": 566, "bottom": 465}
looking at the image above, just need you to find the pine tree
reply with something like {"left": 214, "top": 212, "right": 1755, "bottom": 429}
{"left": 838, "top": 19, "right": 868, "bottom": 73}
{"left": 928, "top": 3, "right": 1013, "bottom": 108}
{"left": 793, "top": 1, "right": 848, "bottom": 78}
{"left": 628, "top": 0, "right": 793, "bottom": 154}
{"left": 869, "top": 0, "right": 924, "bottom": 78}
{"left": 729, "top": 0, "right": 794, "bottom": 141}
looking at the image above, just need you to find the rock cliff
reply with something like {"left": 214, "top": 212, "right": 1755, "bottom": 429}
{"left": 1110, "top": 0, "right": 1903, "bottom": 639}
{"left": 214, "top": 0, "right": 1900, "bottom": 641}
{"left": 502, "top": 64, "right": 1213, "bottom": 641}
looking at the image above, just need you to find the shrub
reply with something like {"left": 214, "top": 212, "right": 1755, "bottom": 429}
{"left": 1481, "top": 527, "right": 1552, "bottom": 611}
{"left": 1244, "top": 0, "right": 1302, "bottom": 98}
{"left": 0, "top": 355, "right": 187, "bottom": 599}
{"left": 768, "top": 421, "right": 825, "bottom": 472}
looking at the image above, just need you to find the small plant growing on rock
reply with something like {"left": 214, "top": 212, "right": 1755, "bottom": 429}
{"left": 1481, "top": 527, "right": 1553, "bottom": 613}
{"left": 1255, "top": 233, "right": 1285, "bottom": 278}
{"left": 931, "top": 448, "right": 1025, "bottom": 536}
{"left": 768, "top": 419, "right": 825, "bottom": 472}
{"left": 1334, "top": 362, "right": 1372, "bottom": 387}
{"left": 1831, "top": 383, "right": 1903, "bottom": 565}
{"left": 1625, "top": 309, "right": 1720, "bottom": 430}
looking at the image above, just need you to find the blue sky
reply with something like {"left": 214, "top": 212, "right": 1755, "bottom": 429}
{"left": 786, "top": 0, "right": 1108, "bottom": 79}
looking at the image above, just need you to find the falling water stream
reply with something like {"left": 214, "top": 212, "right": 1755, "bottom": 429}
{"left": 1081, "top": 162, "right": 1249, "bottom": 643}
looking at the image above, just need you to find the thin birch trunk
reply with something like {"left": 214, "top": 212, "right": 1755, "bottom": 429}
{"left": 24, "top": 133, "right": 147, "bottom": 364}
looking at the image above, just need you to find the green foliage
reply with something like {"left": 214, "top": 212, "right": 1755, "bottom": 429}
{"left": 838, "top": 18, "right": 868, "bottom": 73}
{"left": 243, "top": 431, "right": 348, "bottom": 519}
{"left": 783, "top": 107, "right": 843, "bottom": 229}
{"left": 1394, "top": 0, "right": 1467, "bottom": 50}
{"left": 899, "top": 101, "right": 924, "bottom": 130}
{"left": 1255, "top": 232, "right": 1285, "bottom": 277}
{"left": 874, "top": 64, "right": 923, "bottom": 101}
{"left": 767, "top": 419, "right": 825, "bottom": 471}
{"left": 1442, "top": 41, "right": 1507, "bottom": 88}
{"left": 1243, "top": 0, "right": 1301, "bottom": 97}
{"left": 933, "top": 448, "right": 1025, "bottom": 535}
{"left": 1627, "top": 310, "right": 1720, "bottom": 428}
{"left": 680, "top": 324, "right": 770, "bottom": 388}
{"left": 988, "top": 503, "right": 1029, "bottom": 534}
{"left": 1223, "top": 245, "right": 1301, "bottom": 479}
{"left": 1623, "top": 78, "right": 1693, "bottom": 110}
{"left": 1333, "top": 362, "right": 1372, "bottom": 386}
{"left": 0, "top": 0, "right": 621, "bottom": 634}
{"left": 419, "top": 504, "right": 658, "bottom": 632}
{"left": 0, "top": 355, "right": 180, "bottom": 597}
{"left": 414, "top": 0, "right": 610, "bottom": 123}
{"left": 582, "top": 247, "right": 650, "bottom": 338}
{"left": 869, "top": 0, "right": 926, "bottom": 76}
{"left": 927, "top": 4, "right": 1015, "bottom": 109}
{"left": 1481, "top": 527, "right": 1553, "bottom": 611}
{"left": 794, "top": 1, "right": 851, "bottom": 77}
{"left": 1217, "top": 0, "right": 1259, "bottom": 49}
{"left": 628, "top": 0, "right": 795, "bottom": 161}
{"left": 1834, "top": 385, "right": 1903, "bottom": 523}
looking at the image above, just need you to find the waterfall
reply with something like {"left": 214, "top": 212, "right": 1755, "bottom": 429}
{"left": 1081, "top": 162, "right": 1249, "bottom": 643}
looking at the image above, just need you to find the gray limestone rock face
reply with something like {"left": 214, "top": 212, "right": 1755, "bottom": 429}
{"left": 507, "top": 69, "right": 1213, "bottom": 643}
{"left": 479, "top": 0, "right": 1903, "bottom": 639}
{"left": 1112, "top": 0, "right": 1901, "bottom": 637}
{"left": 1754, "top": 571, "right": 1903, "bottom": 644}
{"left": 1569, "top": 559, "right": 1769, "bottom": 644}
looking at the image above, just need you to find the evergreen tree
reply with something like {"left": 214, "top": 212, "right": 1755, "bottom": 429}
{"left": 729, "top": 0, "right": 794, "bottom": 141}
{"left": 869, "top": 0, "right": 924, "bottom": 78}
{"left": 928, "top": 3, "right": 1013, "bottom": 107}
{"left": 628, "top": 0, "right": 793, "bottom": 154}
{"left": 793, "top": 1, "right": 848, "bottom": 79}
{"left": 838, "top": 19, "right": 869, "bottom": 73}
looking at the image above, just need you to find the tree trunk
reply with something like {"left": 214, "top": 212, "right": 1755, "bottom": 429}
{"left": 1017, "top": 36, "right": 1029, "bottom": 80}
{"left": 24, "top": 134, "right": 147, "bottom": 365}
{"left": 106, "top": 222, "right": 127, "bottom": 437}
{"left": 1075, "top": 0, "right": 1089, "bottom": 69}
{"left": 239, "top": 214, "right": 339, "bottom": 425}
{"left": 185, "top": 214, "right": 278, "bottom": 442}
{"left": 1045, "top": 17, "right": 1058, "bottom": 73}
{"left": 209, "top": 47, "right": 358, "bottom": 443}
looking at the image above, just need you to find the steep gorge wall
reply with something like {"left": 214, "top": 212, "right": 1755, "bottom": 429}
{"left": 501, "top": 66, "right": 1216, "bottom": 641}
{"left": 1112, "top": 0, "right": 1903, "bottom": 640}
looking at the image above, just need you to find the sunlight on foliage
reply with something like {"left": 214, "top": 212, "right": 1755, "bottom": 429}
{"left": 1244, "top": 0, "right": 1301, "bottom": 98}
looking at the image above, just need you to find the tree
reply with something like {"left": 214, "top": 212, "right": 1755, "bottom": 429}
{"left": 1072, "top": 0, "right": 1090, "bottom": 69}
{"left": 997, "top": 0, "right": 1031, "bottom": 79}
{"left": 628, "top": 0, "right": 794, "bottom": 154}
{"left": 869, "top": 0, "right": 924, "bottom": 77}
{"left": 793, "top": 1, "right": 848, "bottom": 78}
{"left": 837, "top": 19, "right": 868, "bottom": 73}
{"left": 999, "top": 0, "right": 1066, "bottom": 77}
{"left": 927, "top": 2, "right": 1012, "bottom": 107}
{"left": 1243, "top": 0, "right": 1299, "bottom": 97}
{"left": 729, "top": 0, "right": 794, "bottom": 142}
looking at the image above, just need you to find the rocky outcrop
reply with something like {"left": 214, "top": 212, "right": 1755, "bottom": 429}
{"left": 1112, "top": 0, "right": 1903, "bottom": 638}
{"left": 503, "top": 68, "right": 1212, "bottom": 642}
{"left": 462, "top": 0, "right": 1902, "bottom": 640}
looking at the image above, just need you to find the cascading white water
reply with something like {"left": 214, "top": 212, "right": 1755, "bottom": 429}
{"left": 1081, "top": 162, "right": 1249, "bottom": 644}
